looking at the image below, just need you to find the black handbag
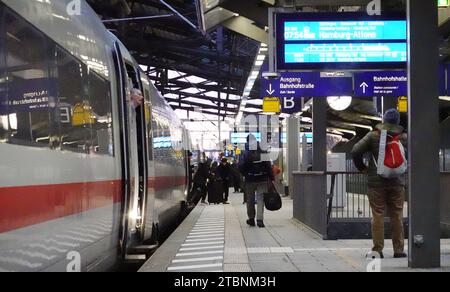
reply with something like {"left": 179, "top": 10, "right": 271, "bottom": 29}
{"left": 264, "top": 182, "right": 282, "bottom": 211}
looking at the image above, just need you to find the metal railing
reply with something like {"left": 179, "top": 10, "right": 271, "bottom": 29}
{"left": 327, "top": 172, "right": 409, "bottom": 222}
{"left": 292, "top": 171, "right": 327, "bottom": 237}
{"left": 293, "top": 170, "right": 450, "bottom": 239}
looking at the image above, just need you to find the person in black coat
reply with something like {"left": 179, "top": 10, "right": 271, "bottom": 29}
{"left": 188, "top": 159, "right": 210, "bottom": 205}
{"left": 217, "top": 158, "right": 232, "bottom": 204}
{"left": 231, "top": 162, "right": 243, "bottom": 193}
{"left": 207, "top": 161, "right": 224, "bottom": 204}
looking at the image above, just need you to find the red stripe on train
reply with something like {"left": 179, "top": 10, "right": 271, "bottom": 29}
{"left": 0, "top": 180, "right": 122, "bottom": 234}
{"left": 0, "top": 176, "right": 186, "bottom": 234}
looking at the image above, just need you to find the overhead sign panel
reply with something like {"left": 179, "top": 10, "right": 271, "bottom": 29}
{"left": 355, "top": 68, "right": 446, "bottom": 97}
{"left": 276, "top": 13, "right": 407, "bottom": 71}
{"left": 260, "top": 72, "right": 353, "bottom": 102}
{"left": 354, "top": 71, "right": 407, "bottom": 97}
{"left": 284, "top": 20, "right": 407, "bottom": 41}
{"left": 285, "top": 43, "right": 407, "bottom": 64}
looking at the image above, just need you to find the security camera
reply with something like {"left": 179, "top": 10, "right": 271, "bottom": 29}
{"left": 262, "top": 72, "right": 280, "bottom": 80}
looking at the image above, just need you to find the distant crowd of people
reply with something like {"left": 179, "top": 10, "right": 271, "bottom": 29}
{"left": 187, "top": 154, "right": 244, "bottom": 205}
{"left": 187, "top": 134, "right": 275, "bottom": 228}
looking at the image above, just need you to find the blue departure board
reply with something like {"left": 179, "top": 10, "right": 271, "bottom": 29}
{"left": 284, "top": 21, "right": 407, "bottom": 41}
{"left": 276, "top": 13, "right": 407, "bottom": 70}
{"left": 285, "top": 43, "right": 407, "bottom": 63}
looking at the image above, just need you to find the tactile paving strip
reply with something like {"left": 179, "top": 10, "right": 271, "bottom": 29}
{"left": 167, "top": 205, "right": 225, "bottom": 272}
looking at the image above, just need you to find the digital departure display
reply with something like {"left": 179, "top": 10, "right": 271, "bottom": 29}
{"left": 276, "top": 13, "right": 407, "bottom": 71}
{"left": 231, "top": 132, "right": 261, "bottom": 144}
{"left": 284, "top": 21, "right": 407, "bottom": 41}
{"left": 281, "top": 132, "right": 312, "bottom": 144}
{"left": 285, "top": 43, "right": 407, "bottom": 64}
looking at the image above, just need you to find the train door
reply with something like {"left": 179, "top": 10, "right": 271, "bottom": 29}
{"left": 132, "top": 73, "right": 153, "bottom": 243}
{"left": 124, "top": 62, "right": 147, "bottom": 244}
{"left": 140, "top": 77, "right": 157, "bottom": 242}
{"left": 112, "top": 42, "right": 148, "bottom": 259}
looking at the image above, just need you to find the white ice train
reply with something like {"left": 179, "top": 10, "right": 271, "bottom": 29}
{"left": 0, "top": 0, "right": 192, "bottom": 271}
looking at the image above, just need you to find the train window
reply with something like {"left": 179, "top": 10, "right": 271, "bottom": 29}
{"left": 87, "top": 70, "right": 114, "bottom": 156}
{"left": 125, "top": 63, "right": 139, "bottom": 89}
{"left": 0, "top": 7, "right": 114, "bottom": 156}
{"left": 56, "top": 47, "right": 91, "bottom": 153}
{"left": 2, "top": 10, "right": 54, "bottom": 148}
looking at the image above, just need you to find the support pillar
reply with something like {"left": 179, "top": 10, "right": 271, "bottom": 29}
{"left": 407, "top": 0, "right": 441, "bottom": 268}
{"left": 287, "top": 117, "right": 299, "bottom": 197}
{"left": 312, "top": 98, "right": 327, "bottom": 172}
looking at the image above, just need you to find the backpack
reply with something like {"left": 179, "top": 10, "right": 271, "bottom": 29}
{"left": 242, "top": 150, "right": 271, "bottom": 181}
{"left": 375, "top": 130, "right": 407, "bottom": 179}
{"left": 246, "top": 161, "right": 271, "bottom": 180}
{"left": 247, "top": 149, "right": 261, "bottom": 163}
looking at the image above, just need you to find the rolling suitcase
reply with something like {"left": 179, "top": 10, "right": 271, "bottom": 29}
{"left": 207, "top": 179, "right": 224, "bottom": 204}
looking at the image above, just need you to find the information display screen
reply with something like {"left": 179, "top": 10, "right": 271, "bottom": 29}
{"left": 231, "top": 132, "right": 261, "bottom": 144}
{"left": 285, "top": 43, "right": 407, "bottom": 64}
{"left": 281, "top": 132, "right": 313, "bottom": 144}
{"left": 284, "top": 20, "right": 407, "bottom": 41}
{"left": 276, "top": 13, "right": 407, "bottom": 70}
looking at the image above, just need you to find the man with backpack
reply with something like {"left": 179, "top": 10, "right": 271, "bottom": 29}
{"left": 351, "top": 109, "right": 407, "bottom": 259}
{"left": 239, "top": 134, "right": 274, "bottom": 228}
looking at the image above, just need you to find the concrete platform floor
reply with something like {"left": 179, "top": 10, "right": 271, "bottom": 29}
{"left": 139, "top": 191, "right": 450, "bottom": 272}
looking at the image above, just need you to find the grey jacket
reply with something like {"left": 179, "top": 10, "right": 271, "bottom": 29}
{"left": 351, "top": 123, "right": 407, "bottom": 189}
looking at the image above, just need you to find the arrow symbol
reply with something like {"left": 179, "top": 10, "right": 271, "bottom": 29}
{"left": 360, "top": 82, "right": 369, "bottom": 94}
{"left": 266, "top": 84, "right": 275, "bottom": 95}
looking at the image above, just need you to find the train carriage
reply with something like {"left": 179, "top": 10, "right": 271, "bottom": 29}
{"left": 0, "top": 0, "right": 191, "bottom": 272}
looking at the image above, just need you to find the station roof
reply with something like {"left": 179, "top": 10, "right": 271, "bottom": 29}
{"left": 87, "top": 0, "right": 264, "bottom": 119}
{"left": 88, "top": 0, "right": 450, "bottom": 142}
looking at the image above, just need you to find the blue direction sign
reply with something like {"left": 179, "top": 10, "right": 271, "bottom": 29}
{"left": 355, "top": 68, "right": 447, "bottom": 97}
{"left": 260, "top": 72, "right": 353, "bottom": 114}
{"left": 354, "top": 71, "right": 407, "bottom": 97}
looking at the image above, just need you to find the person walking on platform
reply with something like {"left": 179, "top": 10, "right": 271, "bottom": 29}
{"left": 207, "top": 162, "right": 224, "bottom": 204}
{"left": 217, "top": 158, "right": 232, "bottom": 204}
{"left": 231, "top": 162, "right": 243, "bottom": 193}
{"left": 351, "top": 109, "right": 408, "bottom": 259}
{"left": 187, "top": 155, "right": 210, "bottom": 206}
{"left": 239, "top": 134, "right": 274, "bottom": 228}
